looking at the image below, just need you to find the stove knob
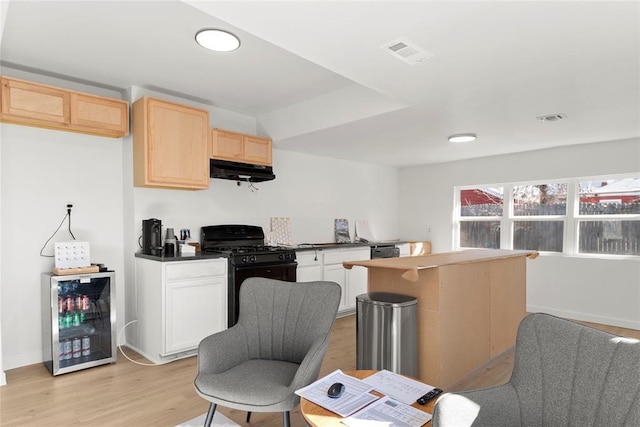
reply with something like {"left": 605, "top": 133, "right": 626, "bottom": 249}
{"left": 241, "top": 256, "right": 248, "bottom": 263}
{"left": 285, "top": 253, "right": 291, "bottom": 260}
{"left": 249, "top": 255, "right": 257, "bottom": 263}
{"left": 279, "top": 254, "right": 284, "bottom": 260}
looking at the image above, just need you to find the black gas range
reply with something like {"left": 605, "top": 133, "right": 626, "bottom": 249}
{"left": 201, "top": 225, "right": 297, "bottom": 327}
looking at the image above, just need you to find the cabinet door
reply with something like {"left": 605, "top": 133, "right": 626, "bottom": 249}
{"left": 211, "top": 129, "right": 244, "bottom": 161}
{"left": 347, "top": 266, "right": 368, "bottom": 308}
{"left": 165, "top": 276, "right": 226, "bottom": 355}
{"left": 397, "top": 243, "right": 411, "bottom": 257}
{"left": 133, "top": 97, "right": 210, "bottom": 190}
{"left": 297, "top": 265, "right": 323, "bottom": 283}
{"left": 323, "top": 248, "right": 371, "bottom": 311}
{"left": 1, "top": 77, "right": 70, "bottom": 124}
{"left": 70, "top": 93, "right": 129, "bottom": 136}
{"left": 244, "top": 135, "right": 272, "bottom": 166}
{"left": 324, "top": 264, "right": 348, "bottom": 312}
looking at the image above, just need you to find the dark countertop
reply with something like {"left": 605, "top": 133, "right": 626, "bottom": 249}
{"left": 135, "top": 252, "right": 228, "bottom": 262}
{"left": 135, "top": 242, "right": 410, "bottom": 260}
{"left": 292, "top": 241, "right": 407, "bottom": 251}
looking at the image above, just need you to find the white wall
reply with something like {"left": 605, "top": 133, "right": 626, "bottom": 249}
{"left": 1, "top": 82, "right": 401, "bottom": 371}
{"left": 0, "top": 0, "right": 13, "bottom": 386}
{"left": 0, "top": 124, "right": 126, "bottom": 370}
{"left": 0, "top": 119, "right": 4, "bottom": 384}
{"left": 399, "top": 138, "right": 640, "bottom": 329}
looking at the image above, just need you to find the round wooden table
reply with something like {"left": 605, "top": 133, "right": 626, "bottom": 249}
{"left": 300, "top": 370, "right": 437, "bottom": 426}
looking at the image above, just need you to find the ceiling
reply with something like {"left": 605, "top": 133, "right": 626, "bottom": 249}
{"left": 1, "top": 1, "right": 639, "bottom": 167}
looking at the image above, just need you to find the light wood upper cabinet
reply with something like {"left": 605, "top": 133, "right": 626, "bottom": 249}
{"left": 244, "top": 135, "right": 272, "bottom": 165}
{"left": 211, "top": 128, "right": 272, "bottom": 166}
{"left": 0, "top": 76, "right": 128, "bottom": 138}
{"left": 1, "top": 77, "right": 70, "bottom": 125}
{"left": 133, "top": 97, "right": 210, "bottom": 190}
{"left": 70, "top": 93, "right": 129, "bottom": 136}
{"left": 211, "top": 129, "right": 244, "bottom": 161}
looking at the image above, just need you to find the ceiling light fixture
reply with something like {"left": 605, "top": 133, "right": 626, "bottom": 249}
{"left": 448, "top": 133, "right": 477, "bottom": 143}
{"left": 195, "top": 29, "right": 240, "bottom": 52}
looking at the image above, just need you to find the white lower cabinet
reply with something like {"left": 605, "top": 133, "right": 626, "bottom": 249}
{"left": 133, "top": 257, "right": 227, "bottom": 364}
{"left": 295, "top": 251, "right": 323, "bottom": 282}
{"left": 397, "top": 243, "right": 411, "bottom": 256}
{"left": 323, "top": 263, "right": 350, "bottom": 312}
{"left": 296, "top": 247, "right": 370, "bottom": 314}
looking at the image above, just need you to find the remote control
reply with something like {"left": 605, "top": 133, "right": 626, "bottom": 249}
{"left": 416, "top": 388, "right": 443, "bottom": 405}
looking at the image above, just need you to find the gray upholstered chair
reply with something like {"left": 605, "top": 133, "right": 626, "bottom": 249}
{"left": 194, "top": 277, "right": 341, "bottom": 427}
{"left": 432, "top": 313, "right": 640, "bottom": 426}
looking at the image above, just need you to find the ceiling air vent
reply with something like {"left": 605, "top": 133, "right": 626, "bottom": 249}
{"left": 537, "top": 113, "right": 567, "bottom": 123}
{"left": 380, "top": 37, "right": 432, "bottom": 65}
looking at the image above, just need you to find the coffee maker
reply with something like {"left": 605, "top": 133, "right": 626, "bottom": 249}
{"left": 142, "top": 218, "right": 163, "bottom": 256}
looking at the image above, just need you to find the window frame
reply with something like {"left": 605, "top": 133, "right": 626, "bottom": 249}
{"left": 454, "top": 174, "right": 640, "bottom": 259}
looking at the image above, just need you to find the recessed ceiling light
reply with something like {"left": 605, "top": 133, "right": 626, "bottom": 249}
{"left": 195, "top": 29, "right": 240, "bottom": 52}
{"left": 448, "top": 133, "right": 477, "bottom": 143}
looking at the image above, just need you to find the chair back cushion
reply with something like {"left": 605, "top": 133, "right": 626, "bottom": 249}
{"left": 511, "top": 313, "right": 640, "bottom": 425}
{"left": 238, "top": 278, "right": 342, "bottom": 364}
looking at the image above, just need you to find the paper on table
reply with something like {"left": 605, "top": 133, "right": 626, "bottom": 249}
{"left": 362, "top": 369, "right": 435, "bottom": 405}
{"left": 295, "top": 369, "right": 378, "bottom": 417}
{"left": 342, "top": 396, "right": 432, "bottom": 427}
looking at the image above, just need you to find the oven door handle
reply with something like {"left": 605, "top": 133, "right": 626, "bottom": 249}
{"left": 234, "top": 261, "right": 298, "bottom": 271}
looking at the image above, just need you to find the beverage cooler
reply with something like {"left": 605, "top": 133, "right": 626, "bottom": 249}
{"left": 42, "top": 271, "right": 117, "bottom": 375}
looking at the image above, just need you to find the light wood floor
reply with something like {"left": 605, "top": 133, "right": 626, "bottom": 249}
{"left": 1, "top": 315, "right": 638, "bottom": 426}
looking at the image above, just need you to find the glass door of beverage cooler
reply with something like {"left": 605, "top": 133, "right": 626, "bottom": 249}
{"left": 42, "top": 271, "right": 117, "bottom": 375}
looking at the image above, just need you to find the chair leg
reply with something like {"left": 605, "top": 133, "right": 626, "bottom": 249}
{"left": 283, "top": 411, "right": 290, "bottom": 427}
{"left": 204, "top": 403, "right": 216, "bottom": 427}
{"left": 246, "top": 411, "right": 251, "bottom": 422}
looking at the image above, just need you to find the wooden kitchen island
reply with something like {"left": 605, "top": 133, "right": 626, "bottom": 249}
{"left": 343, "top": 249, "right": 538, "bottom": 388}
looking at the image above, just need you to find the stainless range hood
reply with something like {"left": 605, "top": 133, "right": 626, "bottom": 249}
{"left": 210, "top": 159, "right": 276, "bottom": 183}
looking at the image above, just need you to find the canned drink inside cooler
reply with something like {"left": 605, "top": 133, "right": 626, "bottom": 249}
{"left": 64, "top": 313, "right": 73, "bottom": 329}
{"left": 72, "top": 312, "right": 81, "bottom": 327}
{"left": 65, "top": 296, "right": 74, "bottom": 312}
{"left": 59, "top": 342, "right": 65, "bottom": 362}
{"left": 82, "top": 336, "right": 91, "bottom": 356}
{"left": 81, "top": 295, "right": 90, "bottom": 311}
{"left": 63, "top": 340, "right": 72, "bottom": 360}
{"left": 72, "top": 338, "right": 81, "bottom": 358}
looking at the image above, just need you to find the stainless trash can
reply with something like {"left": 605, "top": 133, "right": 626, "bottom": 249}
{"left": 356, "top": 292, "right": 418, "bottom": 377}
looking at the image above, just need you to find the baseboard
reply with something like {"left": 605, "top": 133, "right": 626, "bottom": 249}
{"left": 2, "top": 350, "right": 43, "bottom": 371}
{"left": 0, "top": 370, "right": 6, "bottom": 386}
{"left": 337, "top": 308, "right": 355, "bottom": 318}
{"left": 527, "top": 305, "right": 640, "bottom": 330}
{"left": 121, "top": 344, "right": 196, "bottom": 365}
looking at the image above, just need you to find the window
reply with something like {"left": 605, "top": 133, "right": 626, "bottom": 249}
{"left": 512, "top": 183, "right": 566, "bottom": 253}
{"left": 455, "top": 175, "right": 640, "bottom": 257}
{"left": 459, "top": 188, "right": 502, "bottom": 249}
{"left": 577, "top": 178, "right": 640, "bottom": 255}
